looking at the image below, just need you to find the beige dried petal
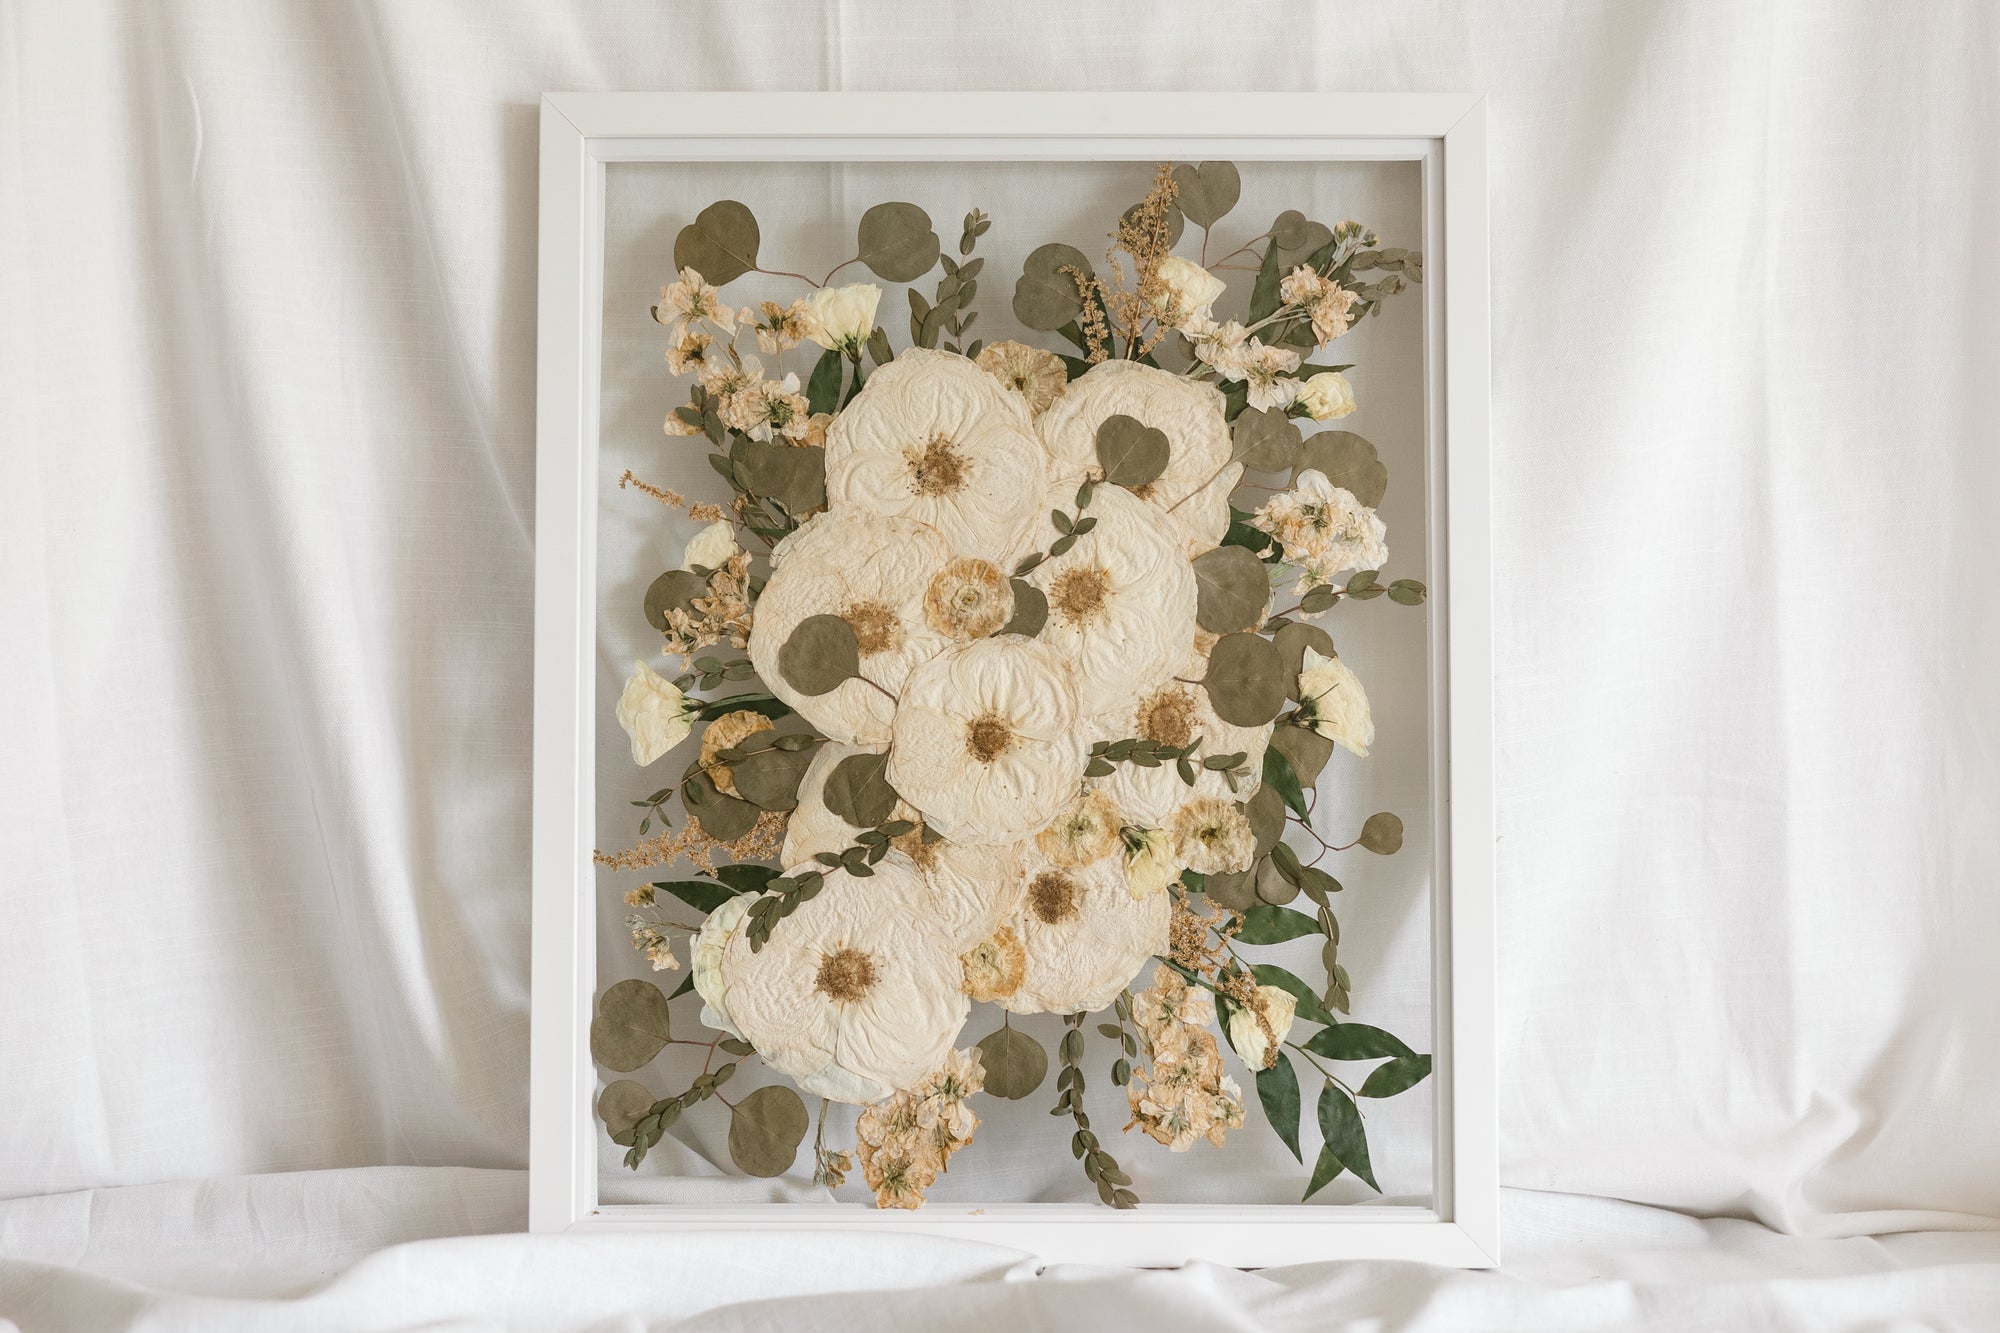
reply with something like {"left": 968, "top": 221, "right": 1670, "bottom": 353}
{"left": 996, "top": 850, "right": 1171, "bottom": 1015}
{"left": 698, "top": 709, "right": 775, "bottom": 797}
{"left": 1169, "top": 794, "right": 1257, "bottom": 876}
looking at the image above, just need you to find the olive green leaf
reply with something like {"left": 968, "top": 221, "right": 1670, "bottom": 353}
{"left": 590, "top": 978, "right": 672, "bottom": 1072}
{"left": 732, "top": 437, "right": 826, "bottom": 517}
{"left": 713, "top": 863, "right": 780, "bottom": 894}
{"left": 1013, "top": 242, "right": 1095, "bottom": 330}
{"left": 1243, "top": 781, "right": 1285, "bottom": 859}
{"left": 727, "top": 1084, "right": 808, "bottom": 1178}
{"left": 1255, "top": 855, "right": 1299, "bottom": 905}
{"left": 855, "top": 202, "right": 941, "bottom": 282}
{"left": 805, "top": 347, "right": 843, "bottom": 416}
{"left": 1250, "top": 962, "right": 1338, "bottom": 1028}
{"left": 1272, "top": 621, "right": 1337, "bottom": 693}
{"left": 1316, "top": 1081, "right": 1379, "bottom": 1191}
{"left": 643, "top": 570, "right": 709, "bottom": 632}
{"left": 1359, "top": 1053, "right": 1433, "bottom": 1098}
{"left": 1388, "top": 578, "right": 1428, "bottom": 607}
{"left": 652, "top": 878, "right": 738, "bottom": 913}
{"left": 1237, "top": 903, "right": 1320, "bottom": 945}
{"left": 1202, "top": 868, "right": 1258, "bottom": 912}
{"left": 976, "top": 1025, "right": 1049, "bottom": 1100}
{"left": 1269, "top": 210, "right": 1335, "bottom": 269}
{"left": 778, "top": 614, "right": 860, "bottom": 697}
{"left": 1296, "top": 431, "right": 1388, "bottom": 509}
{"left": 1358, "top": 812, "right": 1404, "bottom": 855}
{"left": 1301, "top": 1023, "right": 1416, "bottom": 1062}
{"left": 691, "top": 789, "right": 761, "bottom": 842}
{"left": 1231, "top": 407, "right": 1304, "bottom": 473}
{"left": 1000, "top": 578, "right": 1047, "bottom": 637}
{"left": 822, "top": 750, "right": 897, "bottom": 828}
{"left": 1171, "top": 161, "right": 1241, "bottom": 229}
{"left": 598, "top": 1079, "right": 655, "bottom": 1145}
{"left": 1261, "top": 744, "right": 1309, "bottom": 820}
{"left": 1095, "top": 414, "right": 1171, "bottom": 490}
{"left": 1303, "top": 1140, "right": 1345, "bottom": 1201}
{"left": 673, "top": 200, "right": 761, "bottom": 285}
{"left": 729, "top": 742, "right": 816, "bottom": 811}
{"left": 694, "top": 692, "right": 792, "bottom": 723}
{"left": 1255, "top": 1051, "right": 1304, "bottom": 1162}
{"left": 1269, "top": 720, "right": 1335, "bottom": 788}
{"left": 1191, "top": 546, "right": 1271, "bottom": 635}
{"left": 1202, "top": 632, "right": 1287, "bottom": 727}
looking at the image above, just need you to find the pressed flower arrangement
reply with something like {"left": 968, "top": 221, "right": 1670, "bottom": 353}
{"left": 594, "top": 162, "right": 1432, "bottom": 1210}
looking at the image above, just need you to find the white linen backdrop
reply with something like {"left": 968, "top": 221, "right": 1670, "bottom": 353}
{"left": 3, "top": 1, "right": 1998, "bottom": 1329}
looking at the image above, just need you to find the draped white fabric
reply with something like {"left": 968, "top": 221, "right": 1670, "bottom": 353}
{"left": 4, "top": 1, "right": 1998, "bottom": 1328}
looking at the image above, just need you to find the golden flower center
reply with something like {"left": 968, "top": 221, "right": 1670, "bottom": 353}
{"left": 1028, "top": 870, "right": 1081, "bottom": 924}
{"left": 908, "top": 434, "right": 969, "bottom": 497}
{"left": 965, "top": 711, "right": 1016, "bottom": 764}
{"left": 923, "top": 557, "right": 1010, "bottom": 639}
{"left": 843, "top": 599, "right": 903, "bottom": 656}
{"left": 1136, "top": 685, "right": 1199, "bottom": 749}
{"left": 1049, "top": 564, "right": 1112, "bottom": 626}
{"left": 815, "top": 947, "right": 879, "bottom": 1003}
{"left": 891, "top": 823, "right": 939, "bottom": 870}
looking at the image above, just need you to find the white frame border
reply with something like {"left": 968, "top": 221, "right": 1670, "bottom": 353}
{"left": 531, "top": 92, "right": 1493, "bottom": 1268}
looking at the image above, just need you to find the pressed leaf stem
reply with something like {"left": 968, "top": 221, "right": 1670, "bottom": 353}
{"left": 1285, "top": 1041, "right": 1360, "bottom": 1100}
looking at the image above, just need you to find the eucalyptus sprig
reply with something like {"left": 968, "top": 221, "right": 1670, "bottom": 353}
{"left": 744, "top": 818, "right": 917, "bottom": 950}
{"left": 617, "top": 1035, "right": 755, "bottom": 1170}
{"left": 1050, "top": 1010, "right": 1137, "bottom": 1209}
{"left": 1012, "top": 478, "right": 1098, "bottom": 577}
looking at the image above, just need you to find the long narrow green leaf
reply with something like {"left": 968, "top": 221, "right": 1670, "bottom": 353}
{"left": 651, "top": 879, "right": 737, "bottom": 914}
{"left": 1262, "top": 745, "right": 1309, "bottom": 820}
{"left": 804, "top": 348, "right": 843, "bottom": 416}
{"left": 1255, "top": 1051, "right": 1303, "bottom": 1162}
{"left": 1358, "top": 1053, "right": 1433, "bottom": 1098}
{"left": 1300, "top": 1023, "right": 1415, "bottom": 1062}
{"left": 1317, "top": 1082, "right": 1379, "bottom": 1191}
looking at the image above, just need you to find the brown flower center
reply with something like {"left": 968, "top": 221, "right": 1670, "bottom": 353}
{"left": 1136, "top": 685, "right": 1198, "bottom": 749}
{"left": 814, "top": 947, "right": 878, "bottom": 1003}
{"left": 843, "top": 599, "right": 902, "bottom": 656}
{"left": 909, "top": 434, "right": 969, "bottom": 497}
{"left": 891, "top": 823, "right": 939, "bottom": 870}
{"left": 923, "top": 557, "right": 1010, "bottom": 639}
{"left": 965, "top": 711, "right": 1016, "bottom": 763}
{"left": 1028, "top": 870, "right": 1081, "bottom": 924}
{"left": 1049, "top": 564, "right": 1112, "bottom": 626}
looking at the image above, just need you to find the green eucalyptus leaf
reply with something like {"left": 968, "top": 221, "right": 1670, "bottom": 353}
{"left": 729, "top": 743, "right": 815, "bottom": 811}
{"left": 1316, "top": 1081, "right": 1380, "bottom": 1191}
{"left": 1388, "top": 579, "right": 1427, "bottom": 607}
{"left": 1243, "top": 781, "right": 1285, "bottom": 859}
{"left": 1273, "top": 622, "right": 1337, "bottom": 694}
{"left": 855, "top": 202, "right": 941, "bottom": 282}
{"left": 1202, "top": 868, "right": 1258, "bottom": 912}
{"left": 1359, "top": 1053, "right": 1434, "bottom": 1098}
{"left": 778, "top": 614, "right": 860, "bottom": 697}
{"left": 598, "top": 1079, "right": 655, "bottom": 1145}
{"left": 1000, "top": 579, "right": 1048, "bottom": 637}
{"left": 1095, "top": 414, "right": 1171, "bottom": 489}
{"left": 1270, "top": 211, "right": 1335, "bottom": 269}
{"left": 643, "top": 570, "right": 709, "bottom": 632}
{"left": 1295, "top": 431, "right": 1388, "bottom": 509}
{"left": 673, "top": 200, "right": 761, "bottom": 285}
{"left": 589, "top": 978, "right": 672, "bottom": 1072}
{"left": 693, "top": 791, "right": 761, "bottom": 842}
{"left": 976, "top": 1025, "right": 1049, "bottom": 1100}
{"left": 1171, "top": 161, "right": 1241, "bottom": 229}
{"left": 1301, "top": 1023, "right": 1416, "bottom": 1062}
{"left": 1261, "top": 740, "right": 1309, "bottom": 819}
{"left": 1203, "top": 632, "right": 1287, "bottom": 727}
{"left": 1269, "top": 720, "right": 1335, "bottom": 786}
{"left": 727, "top": 1084, "right": 808, "bottom": 1177}
{"left": 1255, "top": 1051, "right": 1303, "bottom": 1162}
{"left": 1014, "top": 243, "right": 1095, "bottom": 330}
{"left": 822, "top": 750, "right": 897, "bottom": 828}
{"left": 1255, "top": 855, "right": 1300, "bottom": 905}
{"left": 1191, "top": 546, "right": 1271, "bottom": 635}
{"left": 1358, "top": 812, "right": 1404, "bottom": 855}
{"left": 1231, "top": 407, "right": 1304, "bottom": 473}
{"left": 652, "top": 879, "right": 738, "bottom": 914}
{"left": 1237, "top": 903, "right": 1321, "bottom": 945}
{"left": 732, "top": 437, "right": 825, "bottom": 516}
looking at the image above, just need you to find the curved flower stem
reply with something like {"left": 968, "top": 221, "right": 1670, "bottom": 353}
{"left": 1285, "top": 1041, "right": 1361, "bottom": 1100}
{"left": 754, "top": 264, "right": 823, "bottom": 288}
{"left": 818, "top": 256, "right": 861, "bottom": 287}
{"left": 855, "top": 674, "right": 898, "bottom": 703}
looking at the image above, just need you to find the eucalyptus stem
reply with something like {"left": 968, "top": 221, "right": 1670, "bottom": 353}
{"left": 1050, "top": 1011, "right": 1138, "bottom": 1209}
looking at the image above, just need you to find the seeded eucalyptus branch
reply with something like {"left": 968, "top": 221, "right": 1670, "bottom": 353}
{"left": 1050, "top": 1010, "right": 1137, "bottom": 1208}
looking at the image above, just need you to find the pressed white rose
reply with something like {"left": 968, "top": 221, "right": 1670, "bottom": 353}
{"left": 1035, "top": 788, "right": 1123, "bottom": 868}
{"left": 887, "top": 636, "right": 1087, "bottom": 847}
{"left": 782, "top": 741, "right": 1024, "bottom": 950}
{"left": 747, "top": 509, "right": 952, "bottom": 745}
{"left": 802, "top": 282, "right": 882, "bottom": 353}
{"left": 1025, "top": 486, "right": 1197, "bottom": 717}
{"left": 691, "top": 894, "right": 752, "bottom": 1038}
{"left": 996, "top": 851, "right": 1172, "bottom": 1015}
{"left": 1086, "top": 644, "right": 1273, "bottom": 827}
{"left": 1295, "top": 371, "right": 1357, "bottom": 421}
{"left": 1122, "top": 826, "right": 1177, "bottom": 899}
{"left": 1296, "top": 646, "right": 1374, "bottom": 757}
{"left": 1225, "top": 984, "right": 1298, "bottom": 1071}
{"left": 680, "top": 519, "right": 740, "bottom": 572}
{"left": 1152, "top": 255, "right": 1228, "bottom": 329}
{"left": 825, "top": 350, "right": 1050, "bottom": 565}
{"left": 1034, "top": 360, "right": 1238, "bottom": 555}
{"left": 615, "top": 660, "right": 698, "bottom": 765}
{"left": 720, "top": 852, "right": 968, "bottom": 1104}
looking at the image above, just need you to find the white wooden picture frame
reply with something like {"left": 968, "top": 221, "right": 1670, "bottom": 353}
{"left": 530, "top": 91, "right": 1493, "bottom": 1267}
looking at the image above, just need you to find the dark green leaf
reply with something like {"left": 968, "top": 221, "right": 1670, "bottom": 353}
{"left": 692, "top": 791, "right": 760, "bottom": 842}
{"left": 805, "top": 348, "right": 843, "bottom": 416}
{"left": 729, "top": 743, "right": 815, "bottom": 811}
{"left": 1303, "top": 1142, "right": 1345, "bottom": 1201}
{"left": 1238, "top": 903, "right": 1321, "bottom": 945}
{"left": 1301, "top": 1023, "right": 1416, "bottom": 1062}
{"left": 1358, "top": 812, "right": 1404, "bottom": 855}
{"left": 977, "top": 1025, "right": 1049, "bottom": 1100}
{"left": 778, "top": 614, "right": 860, "bottom": 697}
{"left": 1000, "top": 578, "right": 1047, "bottom": 637}
{"left": 1317, "top": 1081, "right": 1380, "bottom": 1191}
{"left": 1251, "top": 963, "right": 1338, "bottom": 1027}
{"left": 1203, "top": 632, "right": 1287, "bottom": 727}
{"left": 1262, "top": 744, "right": 1309, "bottom": 820}
{"left": 1191, "top": 545, "right": 1271, "bottom": 635}
{"left": 694, "top": 692, "right": 792, "bottom": 722}
{"left": 1171, "top": 161, "right": 1241, "bottom": 229}
{"left": 1256, "top": 1051, "right": 1303, "bottom": 1162}
{"left": 727, "top": 1084, "right": 808, "bottom": 1177}
{"left": 822, "top": 750, "right": 898, "bottom": 827}
{"left": 589, "top": 979, "right": 672, "bottom": 1072}
{"left": 1095, "top": 414, "right": 1171, "bottom": 489}
{"left": 855, "top": 202, "right": 940, "bottom": 281}
{"left": 1359, "top": 1054, "right": 1433, "bottom": 1098}
{"left": 673, "top": 200, "right": 761, "bottom": 285}
{"left": 732, "top": 437, "right": 825, "bottom": 517}
{"left": 1013, "top": 243, "right": 1095, "bottom": 330}
{"left": 652, "top": 879, "right": 739, "bottom": 914}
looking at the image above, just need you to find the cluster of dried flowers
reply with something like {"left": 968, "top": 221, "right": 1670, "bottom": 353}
{"left": 592, "top": 164, "right": 1433, "bottom": 1210}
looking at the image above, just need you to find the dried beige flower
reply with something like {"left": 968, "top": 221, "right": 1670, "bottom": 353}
{"left": 976, "top": 340, "right": 1069, "bottom": 416}
{"left": 923, "top": 557, "right": 1014, "bottom": 641}
{"left": 697, "top": 709, "right": 775, "bottom": 797}
{"left": 1169, "top": 795, "right": 1257, "bottom": 876}
{"left": 960, "top": 925, "right": 1027, "bottom": 1002}
{"left": 1034, "top": 788, "right": 1123, "bottom": 868}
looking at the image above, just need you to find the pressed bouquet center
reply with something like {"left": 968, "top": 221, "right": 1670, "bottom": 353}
{"left": 1050, "top": 564, "right": 1112, "bottom": 625}
{"left": 814, "top": 947, "right": 879, "bottom": 1003}
{"left": 924, "top": 557, "right": 1010, "bottom": 639}
{"left": 964, "top": 711, "right": 1016, "bottom": 763}
{"left": 1028, "top": 870, "right": 1081, "bottom": 924}
{"left": 842, "top": 600, "right": 903, "bottom": 655}
{"left": 908, "top": 434, "right": 969, "bottom": 496}
{"left": 1136, "top": 685, "right": 1198, "bottom": 749}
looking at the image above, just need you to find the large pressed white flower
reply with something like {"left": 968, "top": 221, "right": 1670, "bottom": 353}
{"left": 825, "top": 349, "right": 1050, "bottom": 565}
{"left": 719, "top": 852, "right": 968, "bottom": 1104}
{"left": 1034, "top": 360, "right": 1238, "bottom": 555}
{"left": 746, "top": 509, "right": 951, "bottom": 745}
{"left": 1296, "top": 646, "right": 1374, "bottom": 757}
{"left": 782, "top": 741, "right": 1024, "bottom": 950}
{"left": 1087, "top": 644, "right": 1273, "bottom": 827}
{"left": 887, "top": 637, "right": 1087, "bottom": 847}
{"left": 1152, "top": 255, "right": 1227, "bottom": 330}
{"left": 615, "top": 660, "right": 698, "bottom": 766}
{"left": 996, "top": 850, "right": 1172, "bottom": 1015}
{"left": 1024, "top": 486, "right": 1196, "bottom": 717}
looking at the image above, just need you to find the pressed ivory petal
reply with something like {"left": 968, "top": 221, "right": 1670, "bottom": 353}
{"left": 997, "top": 850, "right": 1172, "bottom": 1015}
{"left": 1084, "top": 643, "right": 1273, "bottom": 827}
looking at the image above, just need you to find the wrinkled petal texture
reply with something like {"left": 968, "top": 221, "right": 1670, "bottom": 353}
{"left": 888, "top": 637, "right": 1086, "bottom": 847}
{"left": 1086, "top": 643, "right": 1273, "bottom": 827}
{"left": 825, "top": 349, "right": 1050, "bottom": 565}
{"left": 1036, "top": 360, "right": 1238, "bottom": 555}
{"left": 997, "top": 850, "right": 1172, "bottom": 1015}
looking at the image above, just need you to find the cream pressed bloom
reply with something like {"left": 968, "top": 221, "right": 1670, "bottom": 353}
{"left": 1296, "top": 371, "right": 1357, "bottom": 421}
{"left": 1133, "top": 962, "right": 1216, "bottom": 1038}
{"left": 1025, "top": 486, "right": 1197, "bottom": 717}
{"left": 975, "top": 340, "right": 1069, "bottom": 416}
{"left": 1034, "top": 359, "right": 1238, "bottom": 555}
{"left": 615, "top": 660, "right": 698, "bottom": 766}
{"left": 747, "top": 509, "right": 952, "bottom": 744}
{"left": 691, "top": 894, "right": 753, "bottom": 1038}
{"left": 1251, "top": 470, "right": 1388, "bottom": 588}
{"left": 739, "top": 372, "right": 811, "bottom": 442}
{"left": 1183, "top": 313, "right": 1251, "bottom": 379}
{"left": 782, "top": 741, "right": 1024, "bottom": 951}
{"left": 752, "top": 298, "right": 811, "bottom": 355}
{"left": 696, "top": 708, "right": 775, "bottom": 797}
{"left": 1086, "top": 645, "right": 1274, "bottom": 827}
{"left": 1169, "top": 795, "right": 1257, "bottom": 876}
{"left": 664, "top": 326, "right": 714, "bottom": 376}
{"left": 681, "top": 519, "right": 740, "bottom": 572}
{"left": 1122, "top": 826, "right": 1177, "bottom": 899}
{"left": 960, "top": 925, "right": 1027, "bottom": 1002}
{"left": 996, "top": 851, "right": 1173, "bottom": 1015}
{"left": 1296, "top": 646, "right": 1374, "bottom": 758}
{"left": 1225, "top": 983, "right": 1298, "bottom": 1071}
{"left": 719, "top": 852, "right": 968, "bottom": 1104}
{"left": 1237, "top": 339, "right": 1302, "bottom": 411}
{"left": 825, "top": 349, "right": 1050, "bottom": 565}
{"left": 1280, "top": 266, "right": 1361, "bottom": 345}
{"left": 887, "top": 636, "right": 1088, "bottom": 847}
{"left": 922, "top": 557, "right": 1013, "bottom": 641}
{"left": 658, "top": 267, "right": 736, "bottom": 334}
{"left": 1034, "top": 788, "right": 1123, "bottom": 868}
{"left": 1152, "top": 255, "right": 1228, "bottom": 330}
{"left": 802, "top": 283, "right": 882, "bottom": 354}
